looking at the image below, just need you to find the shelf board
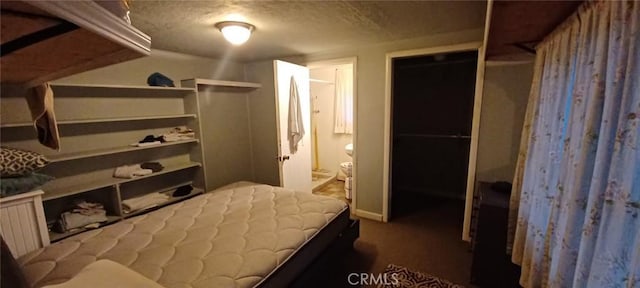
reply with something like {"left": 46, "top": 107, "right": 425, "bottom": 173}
{"left": 48, "top": 83, "right": 196, "bottom": 98}
{"left": 42, "top": 162, "right": 202, "bottom": 201}
{"left": 49, "top": 215, "right": 120, "bottom": 242}
{"left": 47, "top": 139, "right": 198, "bottom": 163}
{"left": 181, "top": 78, "right": 261, "bottom": 89}
{"left": 123, "top": 187, "right": 204, "bottom": 218}
{"left": 1, "top": 114, "right": 197, "bottom": 128}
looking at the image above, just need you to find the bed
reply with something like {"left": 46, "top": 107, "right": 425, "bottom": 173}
{"left": 17, "top": 182, "right": 356, "bottom": 288}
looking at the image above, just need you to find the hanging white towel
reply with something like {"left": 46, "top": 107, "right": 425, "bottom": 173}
{"left": 122, "top": 192, "right": 169, "bottom": 213}
{"left": 113, "top": 164, "right": 153, "bottom": 179}
{"left": 288, "top": 76, "right": 305, "bottom": 153}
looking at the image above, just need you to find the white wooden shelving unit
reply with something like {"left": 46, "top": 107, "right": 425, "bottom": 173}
{"left": 181, "top": 78, "right": 262, "bottom": 89}
{"left": 42, "top": 162, "right": 202, "bottom": 201}
{"left": 47, "top": 139, "right": 199, "bottom": 163}
{"left": 49, "top": 83, "right": 196, "bottom": 97}
{"left": 1, "top": 83, "right": 206, "bottom": 243}
{"left": 122, "top": 183, "right": 204, "bottom": 219}
{"left": 48, "top": 215, "right": 122, "bottom": 242}
{"left": 1, "top": 114, "right": 197, "bottom": 128}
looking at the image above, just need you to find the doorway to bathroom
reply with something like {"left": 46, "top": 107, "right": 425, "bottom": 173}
{"left": 307, "top": 58, "right": 357, "bottom": 209}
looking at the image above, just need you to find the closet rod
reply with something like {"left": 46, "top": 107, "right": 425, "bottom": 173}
{"left": 395, "top": 133, "right": 471, "bottom": 139}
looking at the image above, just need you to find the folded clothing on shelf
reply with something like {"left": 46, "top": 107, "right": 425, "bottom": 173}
{"left": 162, "top": 133, "right": 195, "bottom": 142}
{"left": 133, "top": 127, "right": 195, "bottom": 144}
{"left": 139, "top": 135, "right": 165, "bottom": 143}
{"left": 141, "top": 162, "right": 164, "bottom": 172}
{"left": 122, "top": 192, "right": 170, "bottom": 213}
{"left": 130, "top": 141, "right": 161, "bottom": 147}
{"left": 172, "top": 184, "right": 193, "bottom": 197}
{"left": 113, "top": 164, "right": 153, "bottom": 179}
{"left": 61, "top": 210, "right": 108, "bottom": 231}
{"left": 70, "top": 201, "right": 104, "bottom": 215}
{"left": 170, "top": 126, "right": 193, "bottom": 134}
{"left": 162, "top": 126, "right": 195, "bottom": 142}
{"left": 59, "top": 200, "right": 108, "bottom": 231}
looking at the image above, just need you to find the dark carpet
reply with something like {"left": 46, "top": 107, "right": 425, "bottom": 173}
{"left": 324, "top": 191, "right": 473, "bottom": 287}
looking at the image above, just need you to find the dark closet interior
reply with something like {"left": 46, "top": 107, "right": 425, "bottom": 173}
{"left": 391, "top": 51, "right": 477, "bottom": 217}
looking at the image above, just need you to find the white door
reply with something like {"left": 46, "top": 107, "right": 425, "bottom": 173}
{"left": 274, "top": 60, "right": 312, "bottom": 192}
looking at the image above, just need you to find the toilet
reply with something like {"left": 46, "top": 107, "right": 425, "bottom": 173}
{"left": 339, "top": 162, "right": 352, "bottom": 176}
{"left": 340, "top": 144, "right": 353, "bottom": 199}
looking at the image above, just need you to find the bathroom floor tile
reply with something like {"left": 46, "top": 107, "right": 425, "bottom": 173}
{"left": 313, "top": 180, "right": 351, "bottom": 207}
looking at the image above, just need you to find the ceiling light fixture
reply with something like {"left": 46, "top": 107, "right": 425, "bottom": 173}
{"left": 215, "top": 21, "right": 255, "bottom": 45}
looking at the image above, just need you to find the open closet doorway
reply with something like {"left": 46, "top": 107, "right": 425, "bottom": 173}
{"left": 307, "top": 58, "right": 357, "bottom": 210}
{"left": 383, "top": 43, "right": 484, "bottom": 241}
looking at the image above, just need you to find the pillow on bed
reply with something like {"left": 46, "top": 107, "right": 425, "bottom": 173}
{"left": 0, "top": 172, "right": 54, "bottom": 197}
{"left": 0, "top": 146, "right": 49, "bottom": 177}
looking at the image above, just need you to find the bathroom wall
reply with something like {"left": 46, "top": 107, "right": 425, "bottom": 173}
{"left": 310, "top": 65, "right": 353, "bottom": 176}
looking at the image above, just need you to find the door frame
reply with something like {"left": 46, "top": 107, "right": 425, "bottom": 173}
{"left": 306, "top": 57, "right": 358, "bottom": 212}
{"left": 382, "top": 42, "right": 485, "bottom": 241}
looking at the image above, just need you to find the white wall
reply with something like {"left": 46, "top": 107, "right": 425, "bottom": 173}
{"left": 304, "top": 29, "right": 484, "bottom": 214}
{"left": 310, "top": 65, "right": 353, "bottom": 175}
{"left": 245, "top": 61, "right": 280, "bottom": 186}
{"left": 476, "top": 63, "right": 534, "bottom": 183}
{"left": 56, "top": 49, "right": 245, "bottom": 86}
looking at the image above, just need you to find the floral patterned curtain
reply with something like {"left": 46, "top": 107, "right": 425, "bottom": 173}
{"left": 508, "top": 1, "right": 639, "bottom": 287}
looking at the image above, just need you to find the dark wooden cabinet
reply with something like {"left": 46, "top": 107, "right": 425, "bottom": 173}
{"left": 470, "top": 182, "right": 521, "bottom": 287}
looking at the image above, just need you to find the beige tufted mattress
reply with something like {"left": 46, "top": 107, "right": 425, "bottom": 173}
{"left": 18, "top": 182, "right": 349, "bottom": 288}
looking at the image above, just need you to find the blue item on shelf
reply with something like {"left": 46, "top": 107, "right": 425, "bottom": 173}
{"left": 147, "top": 72, "right": 175, "bottom": 87}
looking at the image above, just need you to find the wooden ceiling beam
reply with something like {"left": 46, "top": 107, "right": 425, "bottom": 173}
{"left": 486, "top": 0, "right": 582, "bottom": 59}
{"left": 1, "top": 18, "right": 78, "bottom": 57}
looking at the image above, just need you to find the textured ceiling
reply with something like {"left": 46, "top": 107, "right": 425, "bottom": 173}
{"left": 129, "top": 1, "right": 486, "bottom": 62}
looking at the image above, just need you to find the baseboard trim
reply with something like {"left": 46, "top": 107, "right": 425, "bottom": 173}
{"left": 355, "top": 209, "right": 383, "bottom": 222}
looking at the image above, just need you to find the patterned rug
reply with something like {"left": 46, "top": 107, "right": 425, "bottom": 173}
{"left": 378, "top": 264, "right": 465, "bottom": 288}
